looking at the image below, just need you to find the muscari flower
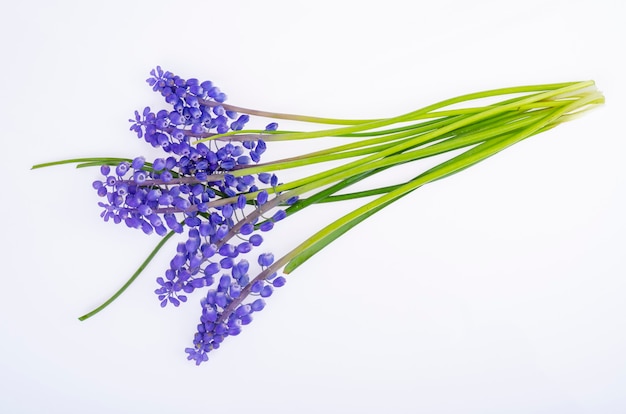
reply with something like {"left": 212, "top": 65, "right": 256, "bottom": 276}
{"left": 95, "top": 68, "right": 296, "bottom": 364}
{"left": 33, "top": 67, "right": 604, "bottom": 365}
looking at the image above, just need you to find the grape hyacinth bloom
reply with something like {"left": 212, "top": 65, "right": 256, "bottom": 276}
{"left": 33, "top": 67, "right": 604, "bottom": 365}
{"left": 92, "top": 68, "right": 297, "bottom": 364}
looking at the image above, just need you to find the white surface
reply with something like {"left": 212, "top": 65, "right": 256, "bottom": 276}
{"left": 2, "top": 0, "right": 625, "bottom": 413}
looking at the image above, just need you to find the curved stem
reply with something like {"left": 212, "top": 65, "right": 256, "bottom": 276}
{"left": 198, "top": 99, "right": 380, "bottom": 125}
{"left": 32, "top": 157, "right": 132, "bottom": 170}
{"left": 78, "top": 230, "right": 176, "bottom": 321}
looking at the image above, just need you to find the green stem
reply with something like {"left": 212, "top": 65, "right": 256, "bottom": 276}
{"left": 240, "top": 82, "right": 591, "bottom": 142}
{"left": 188, "top": 84, "right": 598, "bottom": 211}
{"left": 224, "top": 83, "right": 592, "bottom": 181}
{"left": 282, "top": 88, "right": 601, "bottom": 273}
{"left": 199, "top": 99, "right": 381, "bottom": 125}
{"left": 78, "top": 230, "right": 176, "bottom": 321}
{"left": 289, "top": 113, "right": 562, "bottom": 206}
{"left": 262, "top": 101, "right": 560, "bottom": 197}
{"left": 198, "top": 83, "right": 587, "bottom": 143}
{"left": 32, "top": 157, "right": 132, "bottom": 170}
{"left": 250, "top": 108, "right": 549, "bottom": 176}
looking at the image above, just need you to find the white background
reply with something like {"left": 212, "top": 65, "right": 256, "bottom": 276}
{"left": 2, "top": 0, "right": 625, "bottom": 413}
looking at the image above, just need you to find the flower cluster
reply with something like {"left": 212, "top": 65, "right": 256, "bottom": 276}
{"left": 92, "top": 66, "right": 291, "bottom": 364}
{"left": 35, "top": 68, "right": 603, "bottom": 367}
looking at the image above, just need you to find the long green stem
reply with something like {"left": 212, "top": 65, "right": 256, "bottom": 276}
{"left": 32, "top": 157, "right": 133, "bottom": 170}
{"left": 248, "top": 109, "right": 549, "bottom": 176}
{"left": 282, "top": 88, "right": 602, "bottom": 273}
{"left": 264, "top": 85, "right": 588, "bottom": 195}
{"left": 225, "top": 83, "right": 593, "bottom": 178}
{"left": 198, "top": 82, "right": 586, "bottom": 144}
{"left": 199, "top": 99, "right": 381, "bottom": 125}
{"left": 184, "top": 83, "right": 600, "bottom": 212}
{"left": 78, "top": 230, "right": 176, "bottom": 320}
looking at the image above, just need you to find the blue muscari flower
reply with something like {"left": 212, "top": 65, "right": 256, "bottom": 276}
{"left": 135, "top": 66, "right": 250, "bottom": 146}
{"left": 108, "top": 67, "right": 292, "bottom": 364}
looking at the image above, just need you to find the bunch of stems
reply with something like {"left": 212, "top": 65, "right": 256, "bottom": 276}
{"left": 32, "top": 80, "right": 603, "bottom": 320}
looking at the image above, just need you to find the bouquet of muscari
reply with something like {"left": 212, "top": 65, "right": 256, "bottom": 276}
{"left": 33, "top": 67, "right": 603, "bottom": 365}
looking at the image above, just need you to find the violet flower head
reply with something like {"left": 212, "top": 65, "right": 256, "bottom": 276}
{"left": 102, "top": 67, "right": 291, "bottom": 364}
